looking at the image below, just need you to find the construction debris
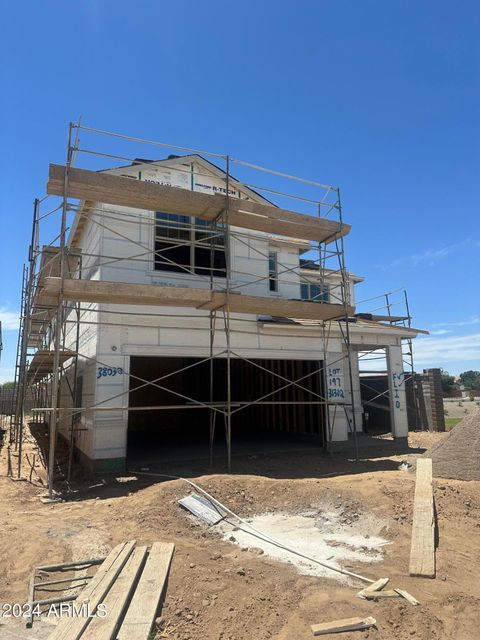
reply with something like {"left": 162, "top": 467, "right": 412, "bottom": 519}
{"left": 26, "top": 540, "right": 174, "bottom": 639}
{"left": 311, "top": 616, "right": 376, "bottom": 636}
{"left": 172, "top": 479, "right": 378, "bottom": 585}
{"left": 364, "top": 589, "right": 399, "bottom": 599}
{"left": 179, "top": 493, "right": 225, "bottom": 525}
{"left": 26, "top": 556, "right": 106, "bottom": 628}
{"left": 394, "top": 588, "right": 421, "bottom": 605}
{"left": 356, "top": 577, "right": 389, "bottom": 598}
{"left": 409, "top": 458, "right": 436, "bottom": 578}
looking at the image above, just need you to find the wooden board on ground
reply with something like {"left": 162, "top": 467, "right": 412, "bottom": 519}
{"left": 409, "top": 458, "right": 435, "bottom": 578}
{"left": 356, "top": 577, "right": 389, "bottom": 598}
{"left": 117, "top": 542, "right": 175, "bottom": 640}
{"left": 364, "top": 589, "right": 399, "bottom": 599}
{"left": 48, "top": 540, "right": 136, "bottom": 640}
{"left": 311, "top": 616, "right": 376, "bottom": 636}
{"left": 395, "top": 588, "right": 420, "bottom": 605}
{"left": 81, "top": 546, "right": 148, "bottom": 640}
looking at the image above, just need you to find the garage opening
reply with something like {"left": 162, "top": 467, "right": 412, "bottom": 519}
{"left": 127, "top": 356, "right": 325, "bottom": 464}
{"left": 360, "top": 373, "right": 391, "bottom": 434}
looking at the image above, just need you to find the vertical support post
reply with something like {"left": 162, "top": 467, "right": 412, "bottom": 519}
{"left": 224, "top": 155, "right": 232, "bottom": 472}
{"left": 67, "top": 297, "right": 81, "bottom": 481}
{"left": 48, "top": 122, "right": 73, "bottom": 498}
{"left": 336, "top": 188, "right": 359, "bottom": 461}
{"left": 385, "top": 292, "right": 391, "bottom": 319}
{"left": 209, "top": 311, "right": 216, "bottom": 466}
{"left": 403, "top": 289, "right": 419, "bottom": 429}
{"left": 15, "top": 264, "right": 29, "bottom": 476}
{"left": 9, "top": 295, "right": 23, "bottom": 447}
{"left": 386, "top": 344, "right": 409, "bottom": 438}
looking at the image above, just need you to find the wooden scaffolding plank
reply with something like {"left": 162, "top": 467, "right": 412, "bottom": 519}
{"left": 48, "top": 540, "right": 136, "bottom": 640}
{"left": 409, "top": 458, "right": 435, "bottom": 578}
{"left": 47, "top": 164, "right": 350, "bottom": 243}
{"left": 41, "top": 277, "right": 353, "bottom": 320}
{"left": 81, "top": 546, "right": 148, "bottom": 640}
{"left": 26, "top": 350, "right": 75, "bottom": 383}
{"left": 42, "top": 277, "right": 212, "bottom": 307}
{"left": 117, "top": 542, "right": 175, "bottom": 640}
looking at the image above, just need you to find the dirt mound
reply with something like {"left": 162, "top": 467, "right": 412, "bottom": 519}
{"left": 424, "top": 407, "right": 480, "bottom": 480}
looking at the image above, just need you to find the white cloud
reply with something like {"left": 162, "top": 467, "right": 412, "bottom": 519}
{"left": 0, "top": 307, "right": 20, "bottom": 330}
{"left": 385, "top": 238, "right": 476, "bottom": 269}
{"left": 413, "top": 333, "right": 480, "bottom": 367}
{"left": 429, "top": 329, "right": 452, "bottom": 336}
{"left": 432, "top": 316, "right": 480, "bottom": 328}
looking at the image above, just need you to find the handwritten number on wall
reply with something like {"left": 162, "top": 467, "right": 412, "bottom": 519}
{"left": 97, "top": 367, "right": 124, "bottom": 379}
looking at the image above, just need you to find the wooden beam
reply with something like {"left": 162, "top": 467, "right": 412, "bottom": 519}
{"left": 363, "top": 589, "right": 400, "bottom": 599}
{"left": 41, "top": 277, "right": 353, "bottom": 321}
{"left": 356, "top": 577, "right": 389, "bottom": 598}
{"left": 81, "top": 546, "right": 148, "bottom": 640}
{"left": 117, "top": 542, "right": 175, "bottom": 640}
{"left": 311, "top": 616, "right": 376, "bottom": 636}
{"left": 394, "top": 588, "right": 420, "bottom": 605}
{"left": 47, "top": 164, "right": 350, "bottom": 243}
{"left": 42, "top": 276, "right": 212, "bottom": 307}
{"left": 48, "top": 540, "right": 136, "bottom": 640}
{"left": 409, "top": 458, "right": 435, "bottom": 578}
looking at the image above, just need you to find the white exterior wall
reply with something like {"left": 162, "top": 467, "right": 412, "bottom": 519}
{"left": 57, "top": 202, "right": 103, "bottom": 462}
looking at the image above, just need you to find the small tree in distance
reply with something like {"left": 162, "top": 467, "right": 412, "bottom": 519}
{"left": 440, "top": 370, "right": 456, "bottom": 394}
{"left": 459, "top": 370, "right": 480, "bottom": 390}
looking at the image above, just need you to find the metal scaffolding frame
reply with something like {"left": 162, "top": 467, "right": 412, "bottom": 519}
{"left": 356, "top": 288, "right": 420, "bottom": 430}
{"left": 10, "top": 121, "right": 416, "bottom": 498}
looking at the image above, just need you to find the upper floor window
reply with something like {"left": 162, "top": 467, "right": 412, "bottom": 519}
{"left": 154, "top": 212, "right": 226, "bottom": 277}
{"left": 300, "top": 282, "right": 329, "bottom": 303}
{"left": 268, "top": 251, "right": 278, "bottom": 292}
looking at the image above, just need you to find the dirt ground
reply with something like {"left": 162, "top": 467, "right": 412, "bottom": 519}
{"left": 1, "top": 428, "right": 480, "bottom": 640}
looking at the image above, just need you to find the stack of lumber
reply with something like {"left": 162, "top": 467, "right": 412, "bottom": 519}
{"left": 47, "top": 540, "right": 174, "bottom": 640}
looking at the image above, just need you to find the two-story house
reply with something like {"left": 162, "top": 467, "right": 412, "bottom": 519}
{"left": 28, "top": 153, "right": 423, "bottom": 473}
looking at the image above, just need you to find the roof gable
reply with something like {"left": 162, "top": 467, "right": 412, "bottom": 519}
{"left": 103, "top": 154, "right": 272, "bottom": 205}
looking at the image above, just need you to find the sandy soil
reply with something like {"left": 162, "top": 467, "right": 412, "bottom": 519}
{"left": 1, "top": 429, "right": 480, "bottom": 640}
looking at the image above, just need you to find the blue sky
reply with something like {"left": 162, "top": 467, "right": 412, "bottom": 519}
{"left": 0, "top": 0, "right": 479, "bottom": 380}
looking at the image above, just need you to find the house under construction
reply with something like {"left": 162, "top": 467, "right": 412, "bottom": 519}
{"left": 10, "top": 123, "right": 426, "bottom": 496}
